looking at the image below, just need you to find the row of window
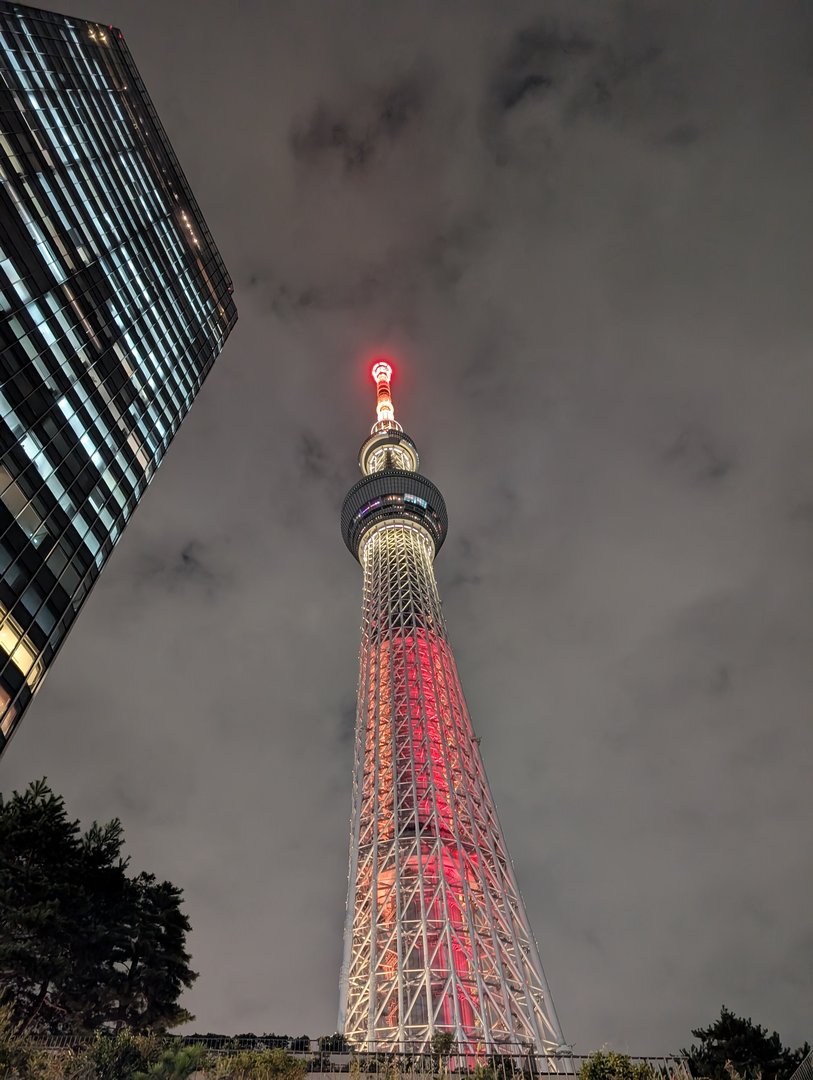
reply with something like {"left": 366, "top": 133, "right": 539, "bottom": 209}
{"left": 356, "top": 492, "right": 432, "bottom": 522}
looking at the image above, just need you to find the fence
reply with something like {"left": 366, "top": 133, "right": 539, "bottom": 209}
{"left": 30, "top": 1035, "right": 691, "bottom": 1080}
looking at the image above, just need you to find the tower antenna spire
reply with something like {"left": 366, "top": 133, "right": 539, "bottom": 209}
{"left": 371, "top": 360, "right": 402, "bottom": 434}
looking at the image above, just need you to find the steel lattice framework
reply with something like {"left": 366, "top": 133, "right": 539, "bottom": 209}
{"left": 338, "top": 363, "right": 565, "bottom": 1056}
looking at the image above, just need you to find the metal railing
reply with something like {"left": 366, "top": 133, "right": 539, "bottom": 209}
{"left": 30, "top": 1035, "right": 691, "bottom": 1079}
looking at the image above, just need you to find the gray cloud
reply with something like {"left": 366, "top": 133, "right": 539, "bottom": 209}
{"left": 131, "top": 539, "right": 225, "bottom": 597}
{"left": 296, "top": 430, "right": 345, "bottom": 489}
{"left": 290, "top": 73, "right": 428, "bottom": 172}
{"left": 245, "top": 210, "right": 487, "bottom": 322}
{"left": 492, "top": 25, "right": 596, "bottom": 113}
{"left": 663, "top": 424, "right": 735, "bottom": 486}
{"left": 662, "top": 122, "right": 701, "bottom": 147}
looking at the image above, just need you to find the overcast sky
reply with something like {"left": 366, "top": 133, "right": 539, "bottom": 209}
{"left": 3, "top": 0, "right": 813, "bottom": 1055}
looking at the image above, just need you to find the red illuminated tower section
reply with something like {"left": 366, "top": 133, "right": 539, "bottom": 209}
{"left": 338, "top": 363, "right": 565, "bottom": 1055}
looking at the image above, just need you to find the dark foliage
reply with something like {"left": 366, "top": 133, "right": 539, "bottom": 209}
{"left": 579, "top": 1051, "right": 655, "bottom": 1080}
{"left": 0, "top": 779, "right": 197, "bottom": 1036}
{"left": 68, "top": 1029, "right": 162, "bottom": 1080}
{"left": 317, "top": 1033, "right": 348, "bottom": 1053}
{"left": 684, "top": 1006, "right": 810, "bottom": 1080}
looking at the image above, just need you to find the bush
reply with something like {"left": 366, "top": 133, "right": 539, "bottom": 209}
{"left": 133, "top": 1043, "right": 207, "bottom": 1079}
{"left": 472, "top": 1065, "right": 496, "bottom": 1080}
{"left": 62, "top": 1030, "right": 161, "bottom": 1080}
{"left": 0, "top": 1002, "right": 29, "bottom": 1077}
{"left": 317, "top": 1034, "right": 348, "bottom": 1054}
{"left": 212, "top": 1048, "right": 309, "bottom": 1080}
{"left": 486, "top": 1054, "right": 522, "bottom": 1080}
{"left": 0, "top": 1002, "right": 58, "bottom": 1080}
{"left": 579, "top": 1051, "right": 655, "bottom": 1080}
{"left": 430, "top": 1033, "right": 454, "bottom": 1058}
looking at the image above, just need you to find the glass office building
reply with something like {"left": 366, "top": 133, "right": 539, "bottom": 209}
{"left": 0, "top": 2, "right": 237, "bottom": 754}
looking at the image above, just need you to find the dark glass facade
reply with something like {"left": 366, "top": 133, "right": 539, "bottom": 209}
{"left": 0, "top": 2, "right": 237, "bottom": 754}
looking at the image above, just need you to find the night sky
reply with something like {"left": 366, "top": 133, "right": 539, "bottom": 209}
{"left": 3, "top": 0, "right": 813, "bottom": 1054}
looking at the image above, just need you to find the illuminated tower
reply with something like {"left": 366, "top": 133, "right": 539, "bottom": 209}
{"left": 338, "top": 362, "right": 565, "bottom": 1055}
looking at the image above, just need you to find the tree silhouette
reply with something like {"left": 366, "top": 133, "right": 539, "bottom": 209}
{"left": 0, "top": 779, "right": 196, "bottom": 1035}
{"left": 684, "top": 1006, "right": 810, "bottom": 1080}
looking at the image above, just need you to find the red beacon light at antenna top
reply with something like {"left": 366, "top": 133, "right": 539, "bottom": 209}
{"left": 371, "top": 359, "right": 393, "bottom": 384}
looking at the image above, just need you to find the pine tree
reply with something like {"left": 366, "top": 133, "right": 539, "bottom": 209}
{"left": 0, "top": 779, "right": 196, "bottom": 1035}
{"left": 113, "top": 874, "right": 196, "bottom": 1032}
{"left": 684, "top": 1006, "right": 810, "bottom": 1080}
{"left": 0, "top": 778, "right": 83, "bottom": 1033}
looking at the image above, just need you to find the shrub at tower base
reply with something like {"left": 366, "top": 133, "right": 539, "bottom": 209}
{"left": 0, "top": 1019, "right": 309, "bottom": 1080}
{"left": 579, "top": 1052, "right": 657, "bottom": 1080}
{"left": 0, "top": 779, "right": 196, "bottom": 1037}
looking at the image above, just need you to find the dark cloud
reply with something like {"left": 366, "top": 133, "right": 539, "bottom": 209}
{"left": 441, "top": 535, "right": 485, "bottom": 593}
{"left": 249, "top": 267, "right": 384, "bottom": 318}
{"left": 493, "top": 25, "right": 596, "bottom": 112}
{"left": 246, "top": 275, "right": 321, "bottom": 317}
{"left": 290, "top": 73, "right": 428, "bottom": 172}
{"left": 292, "top": 103, "right": 376, "bottom": 171}
{"left": 707, "top": 664, "right": 732, "bottom": 696}
{"left": 3, "top": 0, "right": 812, "bottom": 1057}
{"left": 296, "top": 431, "right": 343, "bottom": 487}
{"left": 246, "top": 211, "right": 486, "bottom": 320}
{"left": 490, "top": 22, "right": 701, "bottom": 153}
{"left": 298, "top": 432, "right": 330, "bottom": 481}
{"left": 501, "top": 73, "right": 554, "bottom": 113}
{"left": 664, "top": 424, "right": 735, "bottom": 486}
{"left": 133, "top": 539, "right": 223, "bottom": 595}
{"left": 568, "top": 42, "right": 665, "bottom": 120}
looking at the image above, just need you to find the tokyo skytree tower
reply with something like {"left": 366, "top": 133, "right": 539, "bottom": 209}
{"left": 338, "top": 362, "right": 565, "bottom": 1055}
